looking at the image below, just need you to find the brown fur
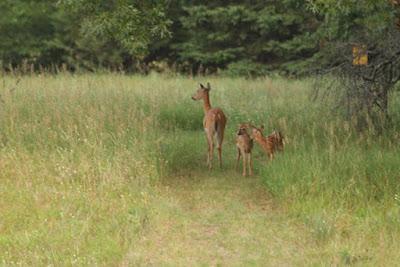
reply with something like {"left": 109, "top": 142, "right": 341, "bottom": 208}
{"left": 234, "top": 123, "right": 254, "bottom": 177}
{"left": 268, "top": 130, "right": 284, "bottom": 152}
{"left": 248, "top": 123, "right": 283, "bottom": 161}
{"left": 192, "top": 83, "right": 227, "bottom": 169}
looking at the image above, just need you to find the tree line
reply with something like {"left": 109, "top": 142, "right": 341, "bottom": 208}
{"left": 1, "top": 1, "right": 400, "bottom": 78}
{"left": 1, "top": 0, "right": 321, "bottom": 75}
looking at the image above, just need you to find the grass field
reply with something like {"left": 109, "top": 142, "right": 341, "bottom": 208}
{"left": 1, "top": 72, "right": 399, "bottom": 265}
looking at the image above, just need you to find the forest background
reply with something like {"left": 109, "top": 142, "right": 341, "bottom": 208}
{"left": 0, "top": 0, "right": 336, "bottom": 76}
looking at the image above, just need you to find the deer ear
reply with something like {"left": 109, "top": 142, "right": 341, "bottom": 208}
{"left": 207, "top": 82, "right": 211, "bottom": 91}
{"left": 199, "top": 83, "right": 204, "bottom": 89}
{"left": 260, "top": 124, "right": 264, "bottom": 130}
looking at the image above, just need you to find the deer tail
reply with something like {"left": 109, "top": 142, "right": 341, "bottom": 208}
{"left": 212, "top": 114, "right": 218, "bottom": 132}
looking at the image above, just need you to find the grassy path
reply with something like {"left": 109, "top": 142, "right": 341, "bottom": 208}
{"left": 123, "top": 172, "right": 312, "bottom": 265}
{"left": 3, "top": 75, "right": 398, "bottom": 265}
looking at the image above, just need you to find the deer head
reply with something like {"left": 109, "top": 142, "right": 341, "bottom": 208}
{"left": 191, "top": 82, "right": 210, "bottom": 100}
{"left": 236, "top": 123, "right": 249, "bottom": 136}
{"left": 248, "top": 123, "right": 264, "bottom": 140}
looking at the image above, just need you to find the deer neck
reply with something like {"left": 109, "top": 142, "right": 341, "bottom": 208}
{"left": 262, "top": 135, "right": 270, "bottom": 144}
{"left": 202, "top": 93, "right": 212, "bottom": 114}
{"left": 256, "top": 135, "right": 267, "bottom": 145}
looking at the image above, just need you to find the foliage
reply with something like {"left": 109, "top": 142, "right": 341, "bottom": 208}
{"left": 0, "top": 0, "right": 130, "bottom": 70}
{"left": 308, "top": 0, "right": 400, "bottom": 126}
{"left": 0, "top": 0, "right": 60, "bottom": 66}
{"left": 315, "top": 30, "right": 400, "bottom": 129}
{"left": 0, "top": 0, "right": 322, "bottom": 74}
{"left": 221, "top": 60, "right": 269, "bottom": 77}
{"left": 57, "top": 0, "right": 172, "bottom": 55}
{"left": 5, "top": 0, "right": 400, "bottom": 79}
{"left": 174, "top": 1, "right": 319, "bottom": 74}
{"left": 307, "top": 0, "right": 400, "bottom": 39}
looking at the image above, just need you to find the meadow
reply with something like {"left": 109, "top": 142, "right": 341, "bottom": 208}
{"left": 0, "top": 72, "right": 399, "bottom": 265}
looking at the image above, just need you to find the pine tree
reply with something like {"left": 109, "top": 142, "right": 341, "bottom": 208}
{"left": 170, "top": 0, "right": 319, "bottom": 75}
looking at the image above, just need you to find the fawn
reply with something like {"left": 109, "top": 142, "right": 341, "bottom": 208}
{"left": 191, "top": 83, "right": 227, "bottom": 169}
{"left": 234, "top": 123, "right": 254, "bottom": 177}
{"left": 248, "top": 123, "right": 283, "bottom": 161}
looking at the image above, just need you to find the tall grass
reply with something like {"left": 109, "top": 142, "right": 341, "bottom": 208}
{"left": 0, "top": 73, "right": 163, "bottom": 264}
{"left": 255, "top": 78, "right": 400, "bottom": 263}
{"left": 0, "top": 72, "right": 399, "bottom": 264}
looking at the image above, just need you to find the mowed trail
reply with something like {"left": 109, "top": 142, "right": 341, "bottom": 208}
{"left": 123, "top": 172, "right": 312, "bottom": 265}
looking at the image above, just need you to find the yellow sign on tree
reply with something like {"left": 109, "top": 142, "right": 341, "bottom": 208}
{"left": 352, "top": 45, "right": 368, "bottom": 66}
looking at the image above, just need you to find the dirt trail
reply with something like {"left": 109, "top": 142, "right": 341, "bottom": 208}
{"left": 124, "top": 172, "right": 310, "bottom": 265}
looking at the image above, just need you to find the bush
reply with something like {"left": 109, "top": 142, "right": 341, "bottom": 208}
{"left": 221, "top": 60, "right": 270, "bottom": 77}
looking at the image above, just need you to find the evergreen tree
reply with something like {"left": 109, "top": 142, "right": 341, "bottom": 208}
{"left": 170, "top": 0, "right": 319, "bottom": 75}
{"left": 58, "top": 0, "right": 172, "bottom": 56}
{"left": 0, "top": 0, "right": 130, "bottom": 70}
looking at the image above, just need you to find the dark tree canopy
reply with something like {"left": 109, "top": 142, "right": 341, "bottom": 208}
{"left": 1, "top": 0, "right": 400, "bottom": 84}
{"left": 57, "top": 0, "right": 172, "bottom": 56}
{"left": 174, "top": 0, "right": 319, "bottom": 75}
{"left": 0, "top": 0, "right": 322, "bottom": 74}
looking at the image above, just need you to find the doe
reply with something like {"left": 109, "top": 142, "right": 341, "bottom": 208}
{"left": 191, "top": 83, "right": 227, "bottom": 169}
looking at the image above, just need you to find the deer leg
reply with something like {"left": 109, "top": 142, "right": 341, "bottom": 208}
{"left": 248, "top": 152, "right": 252, "bottom": 177}
{"left": 209, "top": 142, "right": 214, "bottom": 169}
{"left": 234, "top": 148, "right": 241, "bottom": 172}
{"left": 216, "top": 129, "right": 225, "bottom": 168}
{"left": 266, "top": 150, "right": 274, "bottom": 164}
{"left": 270, "top": 151, "right": 274, "bottom": 160}
{"left": 216, "top": 140, "right": 222, "bottom": 168}
{"left": 242, "top": 149, "right": 246, "bottom": 177}
{"left": 205, "top": 135, "right": 211, "bottom": 166}
{"left": 207, "top": 133, "right": 214, "bottom": 169}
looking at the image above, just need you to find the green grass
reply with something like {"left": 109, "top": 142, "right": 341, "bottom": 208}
{"left": 0, "top": 72, "right": 399, "bottom": 265}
